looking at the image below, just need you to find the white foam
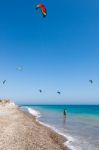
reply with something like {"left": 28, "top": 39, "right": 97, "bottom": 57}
{"left": 27, "top": 107, "right": 76, "bottom": 150}
{"left": 39, "top": 121, "right": 76, "bottom": 150}
{"left": 28, "top": 108, "right": 41, "bottom": 118}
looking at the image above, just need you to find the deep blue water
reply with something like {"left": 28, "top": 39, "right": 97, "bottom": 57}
{"left": 21, "top": 105, "right": 99, "bottom": 150}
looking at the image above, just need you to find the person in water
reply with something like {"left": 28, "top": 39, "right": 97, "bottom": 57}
{"left": 64, "top": 109, "right": 67, "bottom": 117}
{"left": 63, "top": 109, "right": 67, "bottom": 126}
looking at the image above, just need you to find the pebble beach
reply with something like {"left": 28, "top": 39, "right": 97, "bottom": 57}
{"left": 0, "top": 101, "right": 69, "bottom": 150}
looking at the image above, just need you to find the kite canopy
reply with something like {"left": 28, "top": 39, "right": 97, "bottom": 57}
{"left": 57, "top": 91, "right": 61, "bottom": 95}
{"left": 36, "top": 4, "right": 47, "bottom": 17}
{"left": 39, "top": 89, "right": 42, "bottom": 93}
{"left": 16, "top": 67, "right": 23, "bottom": 71}
{"left": 89, "top": 80, "right": 93, "bottom": 84}
{"left": 3, "top": 80, "right": 6, "bottom": 84}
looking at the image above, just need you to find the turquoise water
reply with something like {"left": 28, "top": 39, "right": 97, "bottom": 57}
{"left": 22, "top": 105, "right": 99, "bottom": 150}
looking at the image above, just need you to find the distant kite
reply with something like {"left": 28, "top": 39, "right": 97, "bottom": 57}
{"left": 16, "top": 67, "right": 23, "bottom": 71}
{"left": 36, "top": 4, "right": 47, "bottom": 17}
{"left": 39, "top": 89, "right": 42, "bottom": 93}
{"left": 57, "top": 91, "right": 61, "bottom": 95}
{"left": 89, "top": 80, "right": 93, "bottom": 84}
{"left": 3, "top": 80, "right": 6, "bottom": 84}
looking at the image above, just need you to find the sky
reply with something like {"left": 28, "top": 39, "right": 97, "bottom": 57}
{"left": 0, "top": 0, "right": 99, "bottom": 104}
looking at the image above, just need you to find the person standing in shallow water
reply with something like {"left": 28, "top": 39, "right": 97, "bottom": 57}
{"left": 63, "top": 109, "right": 67, "bottom": 127}
{"left": 64, "top": 109, "right": 67, "bottom": 117}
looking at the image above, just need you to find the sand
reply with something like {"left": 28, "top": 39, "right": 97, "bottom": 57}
{"left": 0, "top": 102, "right": 69, "bottom": 150}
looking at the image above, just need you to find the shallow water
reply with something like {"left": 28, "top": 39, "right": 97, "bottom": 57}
{"left": 21, "top": 105, "right": 99, "bottom": 150}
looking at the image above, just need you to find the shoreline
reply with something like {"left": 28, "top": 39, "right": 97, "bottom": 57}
{"left": 25, "top": 105, "right": 99, "bottom": 150}
{"left": 0, "top": 102, "right": 69, "bottom": 150}
{"left": 22, "top": 109, "right": 70, "bottom": 150}
{"left": 27, "top": 107, "right": 74, "bottom": 150}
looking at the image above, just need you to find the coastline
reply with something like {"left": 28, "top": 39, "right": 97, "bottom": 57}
{"left": 0, "top": 102, "right": 69, "bottom": 150}
{"left": 27, "top": 107, "right": 74, "bottom": 150}
{"left": 26, "top": 105, "right": 99, "bottom": 150}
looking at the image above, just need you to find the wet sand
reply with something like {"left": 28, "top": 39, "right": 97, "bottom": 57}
{"left": 0, "top": 103, "right": 69, "bottom": 150}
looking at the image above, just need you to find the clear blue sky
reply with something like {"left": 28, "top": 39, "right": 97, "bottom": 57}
{"left": 0, "top": 0, "right": 99, "bottom": 104}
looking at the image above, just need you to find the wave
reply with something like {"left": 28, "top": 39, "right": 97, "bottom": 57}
{"left": 28, "top": 108, "right": 41, "bottom": 118}
{"left": 27, "top": 107, "right": 76, "bottom": 150}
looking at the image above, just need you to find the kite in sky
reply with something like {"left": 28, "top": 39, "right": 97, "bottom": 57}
{"left": 39, "top": 89, "right": 42, "bottom": 93}
{"left": 16, "top": 67, "right": 23, "bottom": 71}
{"left": 57, "top": 91, "right": 61, "bottom": 95}
{"left": 36, "top": 4, "right": 47, "bottom": 17}
{"left": 3, "top": 80, "right": 6, "bottom": 84}
{"left": 89, "top": 80, "right": 93, "bottom": 84}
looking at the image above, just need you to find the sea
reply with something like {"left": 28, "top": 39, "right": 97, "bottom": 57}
{"left": 21, "top": 105, "right": 99, "bottom": 150}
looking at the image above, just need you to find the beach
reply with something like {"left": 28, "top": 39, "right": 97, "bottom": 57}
{"left": 23, "top": 105, "right": 99, "bottom": 150}
{"left": 0, "top": 101, "right": 69, "bottom": 150}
